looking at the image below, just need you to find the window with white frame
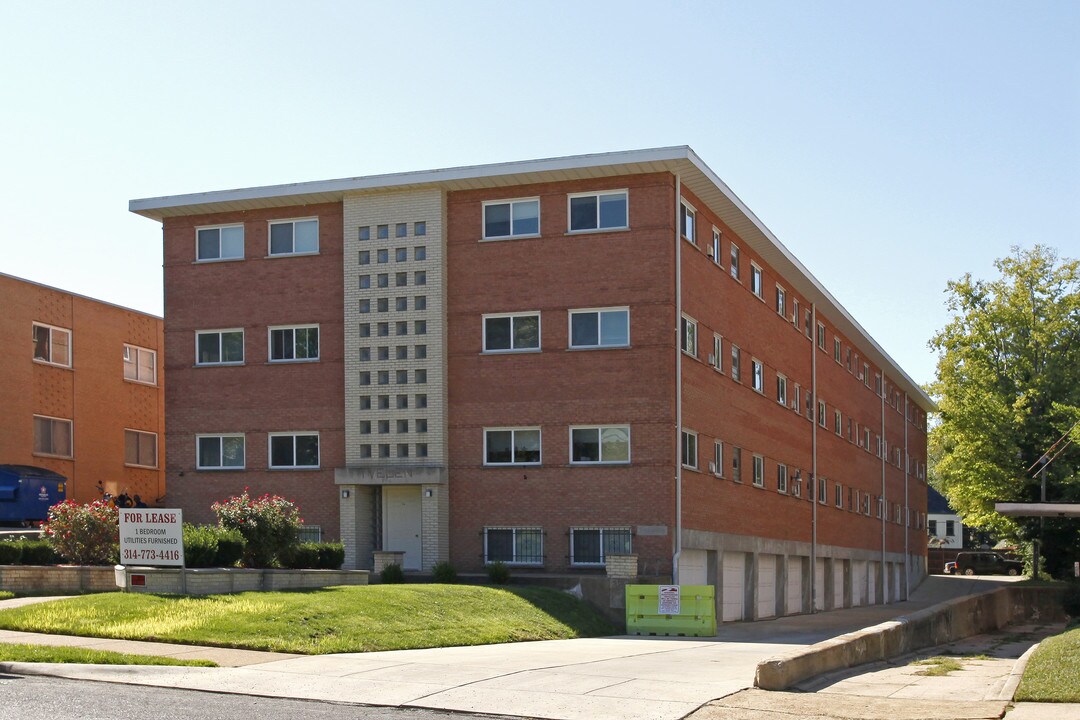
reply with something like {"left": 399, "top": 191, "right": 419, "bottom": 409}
{"left": 732, "top": 446, "right": 742, "bottom": 482}
{"left": 750, "top": 263, "right": 763, "bottom": 298}
{"left": 196, "top": 329, "right": 244, "bottom": 365}
{"left": 196, "top": 224, "right": 244, "bottom": 261}
{"left": 846, "top": 347, "right": 853, "bottom": 371}
{"left": 681, "top": 430, "right": 698, "bottom": 469}
{"left": 570, "top": 426, "right": 630, "bottom": 464}
{"left": 269, "top": 325, "right": 319, "bottom": 362}
{"left": 196, "top": 434, "right": 245, "bottom": 469}
{"left": 713, "top": 441, "right": 724, "bottom": 476}
{"left": 123, "top": 344, "right": 156, "bottom": 384}
{"left": 32, "top": 323, "right": 71, "bottom": 367}
{"left": 711, "top": 334, "right": 722, "bottom": 371}
{"left": 484, "top": 312, "right": 540, "bottom": 352}
{"left": 817, "top": 322, "right": 826, "bottom": 350}
{"left": 804, "top": 308, "right": 812, "bottom": 338}
{"left": 752, "top": 454, "right": 764, "bottom": 487}
{"left": 269, "top": 432, "right": 320, "bottom": 469}
{"left": 730, "top": 243, "right": 740, "bottom": 280}
{"left": 124, "top": 429, "right": 157, "bottom": 468}
{"left": 875, "top": 373, "right": 883, "bottom": 396}
{"left": 681, "top": 315, "right": 697, "bottom": 356}
{"left": 731, "top": 344, "right": 741, "bottom": 382}
{"left": 751, "top": 358, "right": 764, "bottom": 393}
{"left": 792, "top": 298, "right": 800, "bottom": 327}
{"left": 570, "top": 527, "right": 631, "bottom": 566}
{"left": 834, "top": 338, "right": 842, "bottom": 363}
{"left": 864, "top": 427, "right": 872, "bottom": 451}
{"left": 484, "top": 527, "right": 543, "bottom": 565}
{"left": 269, "top": 218, "right": 319, "bottom": 256}
{"left": 835, "top": 482, "right": 843, "bottom": 508}
{"left": 777, "top": 373, "right": 788, "bottom": 406}
{"left": 484, "top": 198, "right": 539, "bottom": 239}
{"left": 568, "top": 190, "right": 627, "bottom": 232}
{"left": 680, "top": 202, "right": 696, "bottom": 243}
{"left": 484, "top": 428, "right": 541, "bottom": 465}
{"left": 834, "top": 409, "right": 842, "bottom": 435}
{"left": 793, "top": 382, "right": 802, "bottom": 413}
{"left": 848, "top": 418, "right": 854, "bottom": 442}
{"left": 863, "top": 362, "right": 870, "bottom": 386}
{"left": 819, "top": 477, "right": 827, "bottom": 504}
{"left": 818, "top": 400, "right": 827, "bottom": 427}
{"left": 777, "top": 464, "right": 788, "bottom": 493}
{"left": 569, "top": 308, "right": 629, "bottom": 349}
{"left": 711, "top": 228, "right": 721, "bottom": 265}
{"left": 776, "top": 285, "right": 786, "bottom": 316}
{"left": 33, "top": 415, "right": 72, "bottom": 457}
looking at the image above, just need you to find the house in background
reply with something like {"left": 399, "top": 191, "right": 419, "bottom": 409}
{"left": 131, "top": 146, "right": 933, "bottom": 618}
{"left": 927, "top": 486, "right": 963, "bottom": 549}
{"left": 0, "top": 272, "right": 165, "bottom": 507}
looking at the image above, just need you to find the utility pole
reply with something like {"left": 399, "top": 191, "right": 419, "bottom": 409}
{"left": 1033, "top": 456, "right": 1048, "bottom": 578}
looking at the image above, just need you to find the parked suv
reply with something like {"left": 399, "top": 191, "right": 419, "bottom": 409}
{"left": 954, "top": 551, "right": 1023, "bottom": 576}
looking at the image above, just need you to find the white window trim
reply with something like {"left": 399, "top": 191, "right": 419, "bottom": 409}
{"left": 730, "top": 243, "right": 741, "bottom": 281}
{"left": 195, "top": 223, "right": 244, "bottom": 262}
{"left": 123, "top": 344, "right": 158, "bottom": 385}
{"left": 818, "top": 400, "right": 827, "bottom": 427}
{"left": 750, "top": 262, "right": 764, "bottom": 299}
{"left": 776, "top": 284, "right": 786, "bottom": 316}
{"left": 817, "top": 322, "right": 826, "bottom": 350}
{"left": 195, "top": 433, "right": 246, "bottom": 470}
{"left": 32, "top": 322, "right": 72, "bottom": 368}
{"left": 834, "top": 409, "right": 842, "bottom": 435}
{"left": 195, "top": 328, "right": 245, "bottom": 366}
{"left": 777, "top": 464, "right": 788, "bottom": 494}
{"left": 751, "top": 358, "right": 764, "bottom": 393}
{"left": 482, "top": 311, "right": 542, "bottom": 353}
{"left": 681, "top": 430, "right": 698, "bottom": 470}
{"left": 569, "top": 425, "right": 631, "bottom": 465}
{"left": 481, "top": 197, "right": 541, "bottom": 241}
{"left": 793, "top": 382, "right": 802, "bottom": 413}
{"left": 680, "top": 201, "right": 697, "bottom": 244}
{"left": 712, "top": 441, "right": 724, "bottom": 477}
{"left": 681, "top": 314, "right": 698, "bottom": 357}
{"left": 124, "top": 428, "right": 158, "bottom": 469}
{"left": 483, "top": 427, "right": 542, "bottom": 466}
{"left": 835, "top": 483, "right": 843, "bottom": 508}
{"left": 569, "top": 527, "right": 632, "bottom": 566}
{"left": 267, "top": 217, "right": 320, "bottom": 257}
{"left": 752, "top": 454, "right": 764, "bottom": 488}
{"left": 267, "top": 324, "right": 320, "bottom": 363}
{"left": 267, "top": 431, "right": 321, "bottom": 470}
{"left": 834, "top": 338, "right": 842, "bottom": 363}
{"left": 777, "top": 373, "right": 788, "bottom": 406}
{"left": 711, "top": 334, "right": 723, "bottom": 372}
{"left": 710, "top": 227, "right": 722, "bottom": 265}
{"left": 568, "top": 307, "right": 630, "bottom": 350}
{"left": 566, "top": 189, "right": 629, "bottom": 234}
{"left": 33, "top": 414, "right": 73, "bottom": 458}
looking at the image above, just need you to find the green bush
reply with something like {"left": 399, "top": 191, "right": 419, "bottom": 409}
{"left": 1064, "top": 581, "right": 1080, "bottom": 619}
{"left": 213, "top": 529, "right": 245, "bottom": 567}
{"left": 432, "top": 561, "right": 457, "bottom": 583}
{"left": 41, "top": 500, "right": 119, "bottom": 565}
{"left": 212, "top": 490, "right": 302, "bottom": 568}
{"left": 380, "top": 562, "right": 405, "bottom": 584}
{"left": 0, "top": 541, "right": 20, "bottom": 565}
{"left": 316, "top": 543, "right": 344, "bottom": 569}
{"left": 182, "top": 524, "right": 220, "bottom": 568}
{"left": 15, "top": 539, "right": 60, "bottom": 565}
{"left": 486, "top": 561, "right": 511, "bottom": 585}
{"left": 283, "top": 543, "right": 320, "bottom": 569}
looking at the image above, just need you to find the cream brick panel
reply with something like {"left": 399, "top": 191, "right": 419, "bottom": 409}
{"left": 343, "top": 189, "right": 446, "bottom": 467}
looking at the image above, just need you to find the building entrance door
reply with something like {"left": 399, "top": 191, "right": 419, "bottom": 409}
{"left": 383, "top": 485, "right": 422, "bottom": 570}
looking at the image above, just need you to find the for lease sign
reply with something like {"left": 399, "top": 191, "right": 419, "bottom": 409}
{"left": 119, "top": 509, "right": 184, "bottom": 567}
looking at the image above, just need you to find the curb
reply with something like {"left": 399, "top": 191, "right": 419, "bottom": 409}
{"left": 995, "top": 641, "right": 1039, "bottom": 702}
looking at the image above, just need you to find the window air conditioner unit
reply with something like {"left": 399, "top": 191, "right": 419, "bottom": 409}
{"left": 707, "top": 246, "right": 714, "bottom": 258}
{"left": 708, "top": 461, "right": 717, "bottom": 474}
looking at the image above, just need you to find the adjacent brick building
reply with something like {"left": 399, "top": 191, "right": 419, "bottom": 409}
{"left": 131, "top": 146, "right": 933, "bottom": 617}
{"left": 0, "top": 272, "right": 165, "bottom": 507}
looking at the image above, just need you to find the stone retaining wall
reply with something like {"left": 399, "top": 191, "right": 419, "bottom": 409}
{"left": 118, "top": 566, "right": 369, "bottom": 595}
{"left": 0, "top": 565, "right": 116, "bottom": 594}
{"left": 755, "top": 584, "right": 1067, "bottom": 690}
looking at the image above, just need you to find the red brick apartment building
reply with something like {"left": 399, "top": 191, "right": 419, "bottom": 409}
{"left": 131, "top": 147, "right": 932, "bottom": 618}
{"left": 0, "top": 273, "right": 165, "bottom": 506}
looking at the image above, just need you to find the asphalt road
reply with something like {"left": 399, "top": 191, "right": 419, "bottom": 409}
{"left": 0, "top": 673, "right": 505, "bottom": 720}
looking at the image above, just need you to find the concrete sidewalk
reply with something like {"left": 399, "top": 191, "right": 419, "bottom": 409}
{"left": 0, "top": 576, "right": 1062, "bottom": 720}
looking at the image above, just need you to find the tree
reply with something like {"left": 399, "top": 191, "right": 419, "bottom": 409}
{"left": 929, "top": 245, "right": 1080, "bottom": 577}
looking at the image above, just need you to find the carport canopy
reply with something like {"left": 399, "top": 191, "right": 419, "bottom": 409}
{"left": 995, "top": 502, "right": 1080, "bottom": 517}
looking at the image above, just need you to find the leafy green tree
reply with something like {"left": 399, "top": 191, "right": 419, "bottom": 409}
{"left": 929, "top": 245, "right": 1080, "bottom": 577}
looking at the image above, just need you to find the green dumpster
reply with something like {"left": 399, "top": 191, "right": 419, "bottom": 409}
{"left": 626, "top": 584, "right": 716, "bottom": 637}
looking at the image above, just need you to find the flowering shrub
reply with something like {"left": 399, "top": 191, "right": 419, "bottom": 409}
{"left": 211, "top": 490, "right": 302, "bottom": 568}
{"left": 41, "top": 500, "right": 119, "bottom": 566}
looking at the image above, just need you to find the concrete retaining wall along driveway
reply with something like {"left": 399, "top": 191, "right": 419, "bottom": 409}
{"left": 755, "top": 584, "right": 1066, "bottom": 690}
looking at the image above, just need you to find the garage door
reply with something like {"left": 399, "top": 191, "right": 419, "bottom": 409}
{"left": 851, "top": 560, "right": 867, "bottom": 606}
{"left": 757, "top": 554, "right": 776, "bottom": 618}
{"left": 832, "top": 560, "right": 844, "bottom": 609}
{"left": 786, "top": 557, "right": 803, "bottom": 615}
{"left": 679, "top": 549, "right": 708, "bottom": 586}
{"left": 892, "top": 564, "right": 902, "bottom": 602}
{"left": 868, "top": 562, "right": 878, "bottom": 604}
{"left": 722, "top": 551, "right": 746, "bottom": 622}
{"left": 814, "top": 558, "right": 825, "bottom": 610}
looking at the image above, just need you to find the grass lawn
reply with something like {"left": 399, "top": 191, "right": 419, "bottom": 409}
{"left": 0, "top": 643, "right": 215, "bottom": 666}
{"left": 1015, "top": 625, "right": 1080, "bottom": 702}
{"left": 0, "top": 585, "right": 616, "bottom": 654}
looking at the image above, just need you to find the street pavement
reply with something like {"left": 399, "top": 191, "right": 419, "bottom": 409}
{"left": 1, "top": 575, "right": 1073, "bottom": 720}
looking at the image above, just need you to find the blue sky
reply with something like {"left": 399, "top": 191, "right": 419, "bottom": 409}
{"left": 2, "top": 1, "right": 1077, "bottom": 386}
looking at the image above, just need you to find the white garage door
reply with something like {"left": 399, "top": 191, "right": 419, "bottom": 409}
{"left": 786, "top": 557, "right": 803, "bottom": 615}
{"left": 722, "top": 551, "right": 746, "bottom": 622}
{"left": 679, "top": 548, "right": 708, "bottom": 586}
{"left": 812, "top": 557, "right": 825, "bottom": 610}
{"left": 757, "top": 554, "right": 776, "bottom": 618}
{"left": 868, "top": 561, "right": 878, "bottom": 604}
{"left": 832, "top": 561, "right": 844, "bottom": 609}
{"left": 851, "top": 560, "right": 867, "bottom": 606}
{"left": 892, "top": 564, "right": 902, "bottom": 602}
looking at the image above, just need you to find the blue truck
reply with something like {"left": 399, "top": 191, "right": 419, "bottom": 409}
{"left": 0, "top": 465, "right": 67, "bottom": 525}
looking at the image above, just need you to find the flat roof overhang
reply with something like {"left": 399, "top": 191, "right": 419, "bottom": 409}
{"left": 130, "top": 145, "right": 936, "bottom": 412}
{"left": 995, "top": 502, "right": 1080, "bottom": 518}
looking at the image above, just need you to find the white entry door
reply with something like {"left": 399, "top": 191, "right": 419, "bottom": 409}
{"left": 383, "top": 486, "right": 422, "bottom": 570}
